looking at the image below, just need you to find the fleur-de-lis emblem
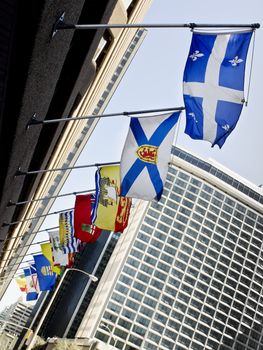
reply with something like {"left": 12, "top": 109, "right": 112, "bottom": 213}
{"left": 222, "top": 124, "right": 230, "bottom": 131}
{"left": 189, "top": 112, "right": 198, "bottom": 123}
{"left": 189, "top": 50, "right": 204, "bottom": 61}
{"left": 229, "top": 56, "right": 243, "bottom": 66}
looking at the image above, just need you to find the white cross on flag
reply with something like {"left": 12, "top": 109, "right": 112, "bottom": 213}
{"left": 183, "top": 30, "right": 253, "bottom": 148}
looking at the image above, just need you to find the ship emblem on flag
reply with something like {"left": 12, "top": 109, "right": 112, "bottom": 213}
{"left": 183, "top": 30, "right": 253, "bottom": 148}
{"left": 120, "top": 112, "right": 181, "bottom": 201}
{"left": 92, "top": 165, "right": 132, "bottom": 232}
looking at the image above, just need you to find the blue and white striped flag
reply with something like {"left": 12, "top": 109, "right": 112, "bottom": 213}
{"left": 59, "top": 211, "right": 79, "bottom": 254}
{"left": 183, "top": 30, "right": 253, "bottom": 148}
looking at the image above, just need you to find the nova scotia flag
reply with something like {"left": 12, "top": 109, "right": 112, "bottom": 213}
{"left": 183, "top": 30, "right": 253, "bottom": 148}
{"left": 120, "top": 112, "right": 181, "bottom": 201}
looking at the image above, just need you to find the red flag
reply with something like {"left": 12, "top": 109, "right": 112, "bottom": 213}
{"left": 115, "top": 196, "right": 132, "bottom": 233}
{"left": 74, "top": 194, "right": 102, "bottom": 243}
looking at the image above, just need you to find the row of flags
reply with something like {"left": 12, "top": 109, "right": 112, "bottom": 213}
{"left": 14, "top": 182, "right": 132, "bottom": 301}
{"left": 14, "top": 28, "right": 254, "bottom": 301}
{"left": 119, "top": 29, "right": 253, "bottom": 200}
{"left": 15, "top": 244, "right": 61, "bottom": 301}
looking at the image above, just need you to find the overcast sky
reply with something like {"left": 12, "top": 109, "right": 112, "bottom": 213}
{"left": 1, "top": 0, "right": 262, "bottom": 310}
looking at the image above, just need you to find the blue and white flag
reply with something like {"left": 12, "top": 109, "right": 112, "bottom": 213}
{"left": 120, "top": 112, "right": 181, "bottom": 201}
{"left": 24, "top": 267, "right": 39, "bottom": 301}
{"left": 183, "top": 30, "right": 253, "bottom": 148}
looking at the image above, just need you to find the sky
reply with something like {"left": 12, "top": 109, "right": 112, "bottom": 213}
{"left": 1, "top": 0, "right": 262, "bottom": 311}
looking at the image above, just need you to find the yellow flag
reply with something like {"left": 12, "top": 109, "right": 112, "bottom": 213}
{"left": 15, "top": 274, "right": 27, "bottom": 292}
{"left": 92, "top": 165, "right": 121, "bottom": 231}
{"left": 40, "top": 243, "right": 61, "bottom": 275}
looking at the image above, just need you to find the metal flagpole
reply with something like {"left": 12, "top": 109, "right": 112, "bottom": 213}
{"left": 0, "top": 252, "right": 41, "bottom": 264}
{"left": 51, "top": 13, "right": 260, "bottom": 37}
{"left": 1, "top": 259, "right": 36, "bottom": 270}
{"left": 0, "top": 260, "right": 35, "bottom": 272}
{"left": 7, "top": 188, "right": 95, "bottom": 207}
{"left": 2, "top": 239, "right": 49, "bottom": 254}
{"left": 2, "top": 207, "right": 74, "bottom": 227}
{"left": 15, "top": 161, "right": 120, "bottom": 177}
{"left": 27, "top": 106, "right": 185, "bottom": 126}
{"left": 1, "top": 226, "right": 59, "bottom": 243}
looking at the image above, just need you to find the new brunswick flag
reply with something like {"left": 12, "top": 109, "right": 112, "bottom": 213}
{"left": 41, "top": 242, "right": 61, "bottom": 275}
{"left": 92, "top": 165, "right": 132, "bottom": 232}
{"left": 74, "top": 194, "right": 102, "bottom": 243}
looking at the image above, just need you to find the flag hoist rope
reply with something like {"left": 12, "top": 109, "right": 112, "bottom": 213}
{"left": 245, "top": 30, "right": 257, "bottom": 106}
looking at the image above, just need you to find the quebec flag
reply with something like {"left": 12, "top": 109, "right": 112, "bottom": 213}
{"left": 120, "top": 112, "right": 181, "bottom": 201}
{"left": 183, "top": 30, "right": 253, "bottom": 148}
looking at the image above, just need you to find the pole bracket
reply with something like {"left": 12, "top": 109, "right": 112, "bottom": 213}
{"left": 26, "top": 113, "right": 43, "bottom": 129}
{"left": 15, "top": 167, "right": 26, "bottom": 177}
{"left": 51, "top": 12, "right": 75, "bottom": 38}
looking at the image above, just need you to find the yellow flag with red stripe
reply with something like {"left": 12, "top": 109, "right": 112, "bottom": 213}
{"left": 92, "top": 165, "right": 132, "bottom": 232}
{"left": 40, "top": 243, "right": 61, "bottom": 275}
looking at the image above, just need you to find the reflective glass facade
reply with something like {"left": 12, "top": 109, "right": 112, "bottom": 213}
{"left": 92, "top": 149, "right": 263, "bottom": 350}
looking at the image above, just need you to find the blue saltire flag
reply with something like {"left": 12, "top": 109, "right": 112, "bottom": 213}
{"left": 33, "top": 254, "right": 56, "bottom": 291}
{"left": 24, "top": 267, "right": 38, "bottom": 301}
{"left": 183, "top": 30, "right": 253, "bottom": 148}
{"left": 120, "top": 111, "right": 181, "bottom": 201}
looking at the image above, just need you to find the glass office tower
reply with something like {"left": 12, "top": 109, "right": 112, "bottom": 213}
{"left": 77, "top": 146, "right": 263, "bottom": 350}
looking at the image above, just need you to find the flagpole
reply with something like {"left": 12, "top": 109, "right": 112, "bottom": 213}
{"left": 1, "top": 253, "right": 40, "bottom": 264}
{"left": 1, "top": 226, "right": 59, "bottom": 243}
{"left": 52, "top": 13, "right": 260, "bottom": 37}
{"left": 27, "top": 106, "right": 185, "bottom": 126}
{"left": 15, "top": 161, "right": 120, "bottom": 177}
{"left": 1, "top": 259, "right": 36, "bottom": 270}
{"left": 2, "top": 239, "right": 49, "bottom": 254}
{"left": 2, "top": 207, "right": 74, "bottom": 228}
{"left": 7, "top": 189, "right": 95, "bottom": 207}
